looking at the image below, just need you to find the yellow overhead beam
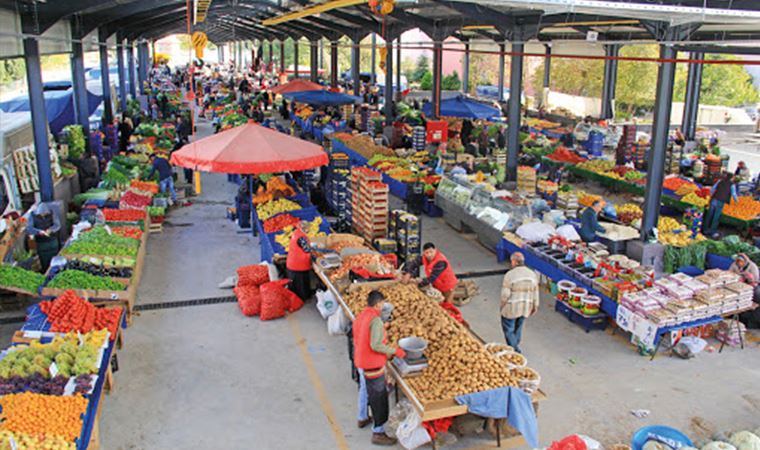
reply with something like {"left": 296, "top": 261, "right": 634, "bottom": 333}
{"left": 262, "top": 0, "right": 366, "bottom": 26}
{"left": 194, "top": 0, "right": 213, "bottom": 24}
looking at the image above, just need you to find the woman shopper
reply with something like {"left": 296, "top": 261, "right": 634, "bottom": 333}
{"left": 703, "top": 172, "right": 738, "bottom": 237}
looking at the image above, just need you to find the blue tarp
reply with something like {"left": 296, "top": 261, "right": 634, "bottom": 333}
{"left": 86, "top": 66, "right": 119, "bottom": 80}
{"left": 455, "top": 387, "right": 539, "bottom": 448}
{"left": 422, "top": 95, "right": 500, "bottom": 120}
{"left": 0, "top": 88, "right": 102, "bottom": 135}
{"left": 44, "top": 80, "right": 73, "bottom": 91}
{"left": 284, "top": 90, "right": 362, "bottom": 106}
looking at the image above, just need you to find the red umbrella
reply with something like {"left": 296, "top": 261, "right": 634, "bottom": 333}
{"left": 270, "top": 79, "right": 325, "bottom": 94}
{"left": 170, "top": 121, "right": 328, "bottom": 174}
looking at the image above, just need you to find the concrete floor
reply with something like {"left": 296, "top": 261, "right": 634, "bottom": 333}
{"left": 82, "top": 120, "right": 759, "bottom": 449}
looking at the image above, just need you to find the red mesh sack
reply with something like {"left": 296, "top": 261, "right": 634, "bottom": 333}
{"left": 237, "top": 264, "right": 270, "bottom": 287}
{"left": 259, "top": 279, "right": 290, "bottom": 321}
{"left": 282, "top": 289, "right": 305, "bottom": 313}
{"left": 234, "top": 286, "right": 261, "bottom": 317}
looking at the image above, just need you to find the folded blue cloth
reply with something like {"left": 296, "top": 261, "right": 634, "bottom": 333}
{"left": 455, "top": 387, "right": 539, "bottom": 448}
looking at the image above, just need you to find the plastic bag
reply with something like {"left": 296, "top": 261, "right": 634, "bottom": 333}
{"left": 259, "top": 279, "right": 290, "bottom": 321}
{"left": 327, "top": 308, "right": 349, "bottom": 335}
{"left": 237, "top": 264, "right": 270, "bottom": 287}
{"left": 396, "top": 409, "right": 431, "bottom": 450}
{"left": 316, "top": 289, "right": 338, "bottom": 319}
{"left": 549, "top": 435, "right": 588, "bottom": 450}
{"left": 218, "top": 275, "right": 238, "bottom": 289}
{"left": 233, "top": 285, "right": 261, "bottom": 317}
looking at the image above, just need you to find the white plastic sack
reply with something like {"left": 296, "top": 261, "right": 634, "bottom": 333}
{"left": 678, "top": 336, "right": 707, "bottom": 354}
{"left": 396, "top": 409, "right": 431, "bottom": 450}
{"left": 264, "top": 261, "right": 279, "bottom": 281}
{"left": 516, "top": 221, "right": 555, "bottom": 243}
{"left": 316, "top": 289, "right": 338, "bottom": 319}
{"left": 327, "top": 308, "right": 349, "bottom": 336}
{"left": 556, "top": 224, "right": 581, "bottom": 241}
{"left": 217, "top": 275, "right": 238, "bottom": 289}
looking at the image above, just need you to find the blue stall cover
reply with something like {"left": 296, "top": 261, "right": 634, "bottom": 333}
{"left": 284, "top": 90, "right": 362, "bottom": 106}
{"left": 0, "top": 88, "right": 103, "bottom": 134}
{"left": 422, "top": 96, "right": 500, "bottom": 120}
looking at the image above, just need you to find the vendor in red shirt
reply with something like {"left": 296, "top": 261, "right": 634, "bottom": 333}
{"left": 402, "top": 242, "right": 459, "bottom": 304}
{"left": 286, "top": 223, "right": 314, "bottom": 301}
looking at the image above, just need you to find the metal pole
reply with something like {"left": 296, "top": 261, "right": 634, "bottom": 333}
{"left": 137, "top": 44, "right": 145, "bottom": 94}
{"left": 310, "top": 40, "right": 318, "bottom": 82}
{"left": 498, "top": 43, "right": 506, "bottom": 102}
{"left": 319, "top": 39, "right": 324, "bottom": 73}
{"left": 543, "top": 45, "right": 552, "bottom": 89}
{"left": 384, "top": 39, "right": 394, "bottom": 122}
{"left": 280, "top": 40, "right": 285, "bottom": 74}
{"left": 70, "top": 39, "right": 90, "bottom": 135}
{"left": 506, "top": 43, "right": 524, "bottom": 183}
{"left": 395, "top": 37, "right": 401, "bottom": 92}
{"left": 330, "top": 40, "right": 339, "bottom": 88}
{"left": 432, "top": 41, "right": 443, "bottom": 118}
{"left": 462, "top": 42, "right": 470, "bottom": 94}
{"left": 641, "top": 44, "right": 678, "bottom": 240}
{"left": 601, "top": 44, "right": 620, "bottom": 119}
{"left": 371, "top": 33, "right": 377, "bottom": 85}
{"left": 116, "top": 42, "right": 128, "bottom": 113}
{"left": 352, "top": 38, "right": 361, "bottom": 96}
{"left": 22, "top": 38, "right": 54, "bottom": 202}
{"left": 682, "top": 51, "right": 704, "bottom": 141}
{"left": 127, "top": 43, "right": 137, "bottom": 99}
{"left": 268, "top": 41, "right": 273, "bottom": 72}
{"left": 99, "top": 29, "right": 114, "bottom": 125}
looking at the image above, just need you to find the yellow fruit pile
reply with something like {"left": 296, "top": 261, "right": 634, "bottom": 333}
{"left": 256, "top": 199, "right": 301, "bottom": 221}
{"left": 274, "top": 217, "right": 326, "bottom": 251}
{"left": 657, "top": 216, "right": 705, "bottom": 246}
{"left": 723, "top": 196, "right": 760, "bottom": 221}
{"left": 675, "top": 183, "right": 699, "bottom": 196}
{"left": 0, "top": 393, "right": 88, "bottom": 443}
{"left": 578, "top": 160, "right": 615, "bottom": 174}
{"left": 578, "top": 191, "right": 603, "bottom": 208}
{"left": 681, "top": 192, "right": 709, "bottom": 208}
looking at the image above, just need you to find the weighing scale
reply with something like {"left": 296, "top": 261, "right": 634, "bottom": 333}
{"left": 317, "top": 253, "right": 342, "bottom": 270}
{"left": 392, "top": 354, "right": 429, "bottom": 377}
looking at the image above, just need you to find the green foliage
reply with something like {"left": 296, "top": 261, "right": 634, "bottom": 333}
{"left": 419, "top": 71, "right": 433, "bottom": 91}
{"left": 411, "top": 55, "right": 431, "bottom": 83}
{"left": 674, "top": 54, "right": 759, "bottom": 107}
{"left": 442, "top": 72, "right": 462, "bottom": 91}
{"left": 63, "top": 125, "right": 86, "bottom": 159}
{"left": 0, "top": 58, "right": 25, "bottom": 85}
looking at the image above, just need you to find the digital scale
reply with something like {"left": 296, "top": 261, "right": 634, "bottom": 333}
{"left": 392, "top": 354, "right": 429, "bottom": 377}
{"left": 317, "top": 253, "right": 342, "bottom": 270}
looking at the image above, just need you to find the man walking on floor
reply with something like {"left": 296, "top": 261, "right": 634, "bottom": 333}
{"left": 354, "top": 290, "right": 405, "bottom": 446}
{"left": 147, "top": 154, "right": 177, "bottom": 204}
{"left": 500, "top": 252, "right": 540, "bottom": 353}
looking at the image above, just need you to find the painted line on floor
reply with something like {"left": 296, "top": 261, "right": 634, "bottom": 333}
{"left": 287, "top": 314, "right": 350, "bottom": 450}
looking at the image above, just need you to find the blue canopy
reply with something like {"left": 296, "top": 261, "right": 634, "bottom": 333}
{"left": 422, "top": 96, "right": 501, "bottom": 120}
{"left": 44, "top": 80, "right": 73, "bottom": 91}
{"left": 284, "top": 90, "right": 361, "bottom": 106}
{"left": 0, "top": 88, "right": 102, "bottom": 135}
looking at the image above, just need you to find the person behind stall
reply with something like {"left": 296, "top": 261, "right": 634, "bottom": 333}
{"left": 703, "top": 171, "right": 738, "bottom": 237}
{"left": 461, "top": 119, "right": 473, "bottom": 145}
{"left": 729, "top": 253, "right": 760, "bottom": 328}
{"left": 27, "top": 203, "right": 61, "bottom": 272}
{"left": 175, "top": 116, "right": 193, "bottom": 184}
{"left": 236, "top": 176, "right": 252, "bottom": 229}
{"left": 353, "top": 290, "right": 405, "bottom": 446}
{"left": 500, "top": 252, "right": 539, "bottom": 353}
{"left": 579, "top": 200, "right": 606, "bottom": 243}
{"left": 497, "top": 124, "right": 507, "bottom": 149}
{"left": 146, "top": 154, "right": 177, "bottom": 203}
{"left": 286, "top": 222, "right": 315, "bottom": 301}
{"left": 402, "top": 242, "right": 459, "bottom": 304}
{"left": 118, "top": 115, "right": 133, "bottom": 153}
{"left": 735, "top": 161, "right": 751, "bottom": 183}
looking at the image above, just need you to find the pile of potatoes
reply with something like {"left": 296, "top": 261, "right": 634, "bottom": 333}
{"left": 343, "top": 283, "right": 519, "bottom": 402}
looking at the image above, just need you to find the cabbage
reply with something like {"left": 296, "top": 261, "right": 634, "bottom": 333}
{"left": 702, "top": 442, "right": 737, "bottom": 450}
{"left": 729, "top": 432, "right": 760, "bottom": 450}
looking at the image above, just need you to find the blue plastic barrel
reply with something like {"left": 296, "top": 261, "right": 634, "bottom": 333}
{"left": 583, "top": 131, "right": 605, "bottom": 156}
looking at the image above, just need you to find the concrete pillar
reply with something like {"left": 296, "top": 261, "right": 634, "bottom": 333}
{"left": 498, "top": 43, "right": 506, "bottom": 102}
{"left": 682, "top": 52, "right": 704, "bottom": 141}
{"left": 22, "top": 38, "right": 55, "bottom": 201}
{"left": 431, "top": 41, "right": 443, "bottom": 118}
{"left": 330, "top": 41, "right": 339, "bottom": 88}
{"left": 462, "top": 42, "right": 470, "bottom": 94}
{"left": 116, "top": 41, "right": 128, "bottom": 113}
{"left": 641, "top": 44, "right": 678, "bottom": 240}
{"left": 371, "top": 33, "right": 376, "bottom": 84}
{"left": 99, "top": 29, "right": 114, "bottom": 124}
{"left": 127, "top": 43, "right": 137, "bottom": 99}
{"left": 601, "top": 44, "right": 620, "bottom": 119}
{"left": 70, "top": 39, "right": 90, "bottom": 135}
{"left": 384, "top": 39, "right": 394, "bottom": 122}
{"left": 352, "top": 38, "right": 361, "bottom": 96}
{"left": 506, "top": 43, "right": 524, "bottom": 183}
{"left": 310, "top": 40, "right": 318, "bottom": 82}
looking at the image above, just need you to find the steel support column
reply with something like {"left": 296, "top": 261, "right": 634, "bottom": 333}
{"left": 641, "top": 44, "right": 678, "bottom": 240}
{"left": 280, "top": 40, "right": 285, "bottom": 74}
{"left": 217, "top": 45, "right": 223, "bottom": 62}
{"left": 432, "top": 41, "right": 443, "bottom": 118}
{"left": 293, "top": 39, "right": 299, "bottom": 79}
{"left": 352, "top": 38, "right": 361, "bottom": 96}
{"left": 601, "top": 44, "right": 620, "bottom": 119}
{"left": 319, "top": 39, "right": 324, "bottom": 73}
{"left": 22, "top": 38, "right": 54, "bottom": 202}
{"left": 70, "top": 39, "right": 90, "bottom": 135}
{"left": 498, "top": 43, "right": 506, "bottom": 102}
{"left": 395, "top": 37, "right": 401, "bottom": 93}
{"left": 310, "top": 40, "right": 318, "bottom": 82}
{"left": 330, "top": 41, "right": 339, "bottom": 88}
{"left": 384, "top": 39, "right": 394, "bottom": 122}
{"left": 506, "top": 43, "right": 524, "bottom": 183}
{"left": 542, "top": 45, "right": 551, "bottom": 108}
{"left": 682, "top": 52, "right": 704, "bottom": 141}
{"left": 371, "top": 34, "right": 377, "bottom": 85}
{"left": 136, "top": 44, "right": 145, "bottom": 94}
{"left": 116, "top": 42, "right": 128, "bottom": 113}
{"left": 268, "top": 41, "right": 273, "bottom": 72}
{"left": 99, "top": 29, "right": 114, "bottom": 124}
{"left": 127, "top": 43, "right": 136, "bottom": 99}
{"left": 462, "top": 42, "right": 470, "bottom": 94}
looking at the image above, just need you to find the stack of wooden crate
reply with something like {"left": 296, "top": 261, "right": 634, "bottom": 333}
{"left": 351, "top": 167, "right": 389, "bottom": 242}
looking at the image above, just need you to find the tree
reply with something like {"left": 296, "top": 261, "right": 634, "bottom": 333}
{"left": 442, "top": 72, "right": 461, "bottom": 91}
{"left": 411, "top": 54, "right": 430, "bottom": 83}
{"left": 0, "top": 59, "right": 24, "bottom": 85}
{"left": 615, "top": 45, "right": 659, "bottom": 117}
{"left": 419, "top": 71, "right": 433, "bottom": 90}
{"left": 401, "top": 56, "right": 417, "bottom": 83}
{"left": 467, "top": 51, "right": 502, "bottom": 94}
{"left": 674, "top": 54, "right": 759, "bottom": 107}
